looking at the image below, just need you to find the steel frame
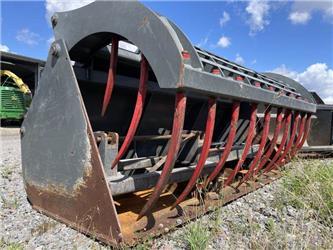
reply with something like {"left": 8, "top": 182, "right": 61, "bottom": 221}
{"left": 21, "top": 0, "right": 316, "bottom": 246}
{"left": 52, "top": 1, "right": 315, "bottom": 113}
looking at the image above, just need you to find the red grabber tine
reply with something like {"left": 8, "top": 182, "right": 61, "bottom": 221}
{"left": 101, "top": 36, "right": 119, "bottom": 116}
{"left": 262, "top": 110, "right": 292, "bottom": 174}
{"left": 224, "top": 103, "right": 258, "bottom": 187}
{"left": 289, "top": 113, "right": 306, "bottom": 160}
{"left": 235, "top": 82, "right": 268, "bottom": 186}
{"left": 295, "top": 113, "right": 312, "bottom": 152}
{"left": 236, "top": 105, "right": 271, "bottom": 188}
{"left": 253, "top": 108, "right": 284, "bottom": 176}
{"left": 137, "top": 92, "right": 187, "bottom": 220}
{"left": 271, "top": 111, "right": 301, "bottom": 169}
{"left": 171, "top": 97, "right": 216, "bottom": 210}
{"left": 285, "top": 95, "right": 306, "bottom": 161}
{"left": 111, "top": 55, "right": 149, "bottom": 169}
{"left": 204, "top": 101, "right": 240, "bottom": 187}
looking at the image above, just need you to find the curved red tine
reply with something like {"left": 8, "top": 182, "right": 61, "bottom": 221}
{"left": 289, "top": 113, "right": 306, "bottom": 159}
{"left": 224, "top": 103, "right": 258, "bottom": 187}
{"left": 101, "top": 36, "right": 119, "bottom": 116}
{"left": 204, "top": 102, "right": 240, "bottom": 187}
{"left": 271, "top": 112, "right": 301, "bottom": 169}
{"left": 236, "top": 106, "right": 271, "bottom": 188}
{"left": 253, "top": 108, "right": 284, "bottom": 176}
{"left": 111, "top": 56, "right": 149, "bottom": 169}
{"left": 295, "top": 113, "right": 312, "bottom": 151}
{"left": 171, "top": 97, "right": 216, "bottom": 209}
{"left": 137, "top": 92, "right": 187, "bottom": 220}
{"left": 262, "top": 110, "right": 292, "bottom": 174}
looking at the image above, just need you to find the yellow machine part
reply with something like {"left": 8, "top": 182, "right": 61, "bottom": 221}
{"left": 1, "top": 70, "right": 31, "bottom": 95}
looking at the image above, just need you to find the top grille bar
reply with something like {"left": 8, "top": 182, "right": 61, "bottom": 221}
{"left": 195, "top": 47, "right": 298, "bottom": 96}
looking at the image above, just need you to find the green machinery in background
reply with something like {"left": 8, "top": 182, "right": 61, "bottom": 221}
{"left": 0, "top": 70, "right": 32, "bottom": 122}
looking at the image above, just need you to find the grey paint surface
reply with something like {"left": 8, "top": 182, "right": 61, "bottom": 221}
{"left": 109, "top": 145, "right": 259, "bottom": 196}
{"left": 51, "top": 0, "right": 315, "bottom": 113}
{"left": 183, "top": 66, "right": 316, "bottom": 113}
{"left": 308, "top": 108, "right": 333, "bottom": 146}
{"left": 21, "top": 0, "right": 317, "bottom": 193}
{"left": 95, "top": 131, "right": 119, "bottom": 176}
{"left": 21, "top": 40, "right": 91, "bottom": 190}
{"left": 264, "top": 72, "right": 316, "bottom": 104}
{"left": 166, "top": 19, "right": 203, "bottom": 69}
{"left": 53, "top": 0, "right": 184, "bottom": 89}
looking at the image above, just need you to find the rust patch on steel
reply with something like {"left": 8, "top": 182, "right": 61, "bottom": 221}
{"left": 114, "top": 169, "right": 282, "bottom": 246}
{"left": 25, "top": 112, "right": 122, "bottom": 246}
{"left": 26, "top": 164, "right": 92, "bottom": 199}
{"left": 138, "top": 16, "right": 150, "bottom": 30}
{"left": 177, "top": 51, "right": 191, "bottom": 88}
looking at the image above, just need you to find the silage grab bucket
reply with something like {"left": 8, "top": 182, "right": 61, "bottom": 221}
{"left": 21, "top": 0, "right": 316, "bottom": 246}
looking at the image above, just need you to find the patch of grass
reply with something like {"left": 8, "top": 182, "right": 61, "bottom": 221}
{"left": 184, "top": 221, "right": 210, "bottom": 250}
{"left": 1, "top": 166, "right": 13, "bottom": 179}
{"left": 0, "top": 194, "right": 20, "bottom": 210}
{"left": 266, "top": 218, "right": 275, "bottom": 232}
{"left": 0, "top": 238, "right": 4, "bottom": 248}
{"left": 279, "top": 159, "right": 333, "bottom": 225}
{"left": 210, "top": 208, "right": 222, "bottom": 236}
{"left": 0, "top": 238, "right": 23, "bottom": 250}
{"left": 179, "top": 181, "right": 224, "bottom": 250}
{"left": 133, "top": 236, "right": 153, "bottom": 250}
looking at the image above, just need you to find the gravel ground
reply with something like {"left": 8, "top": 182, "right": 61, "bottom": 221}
{"left": 1, "top": 128, "right": 332, "bottom": 249}
{"left": 153, "top": 180, "right": 333, "bottom": 250}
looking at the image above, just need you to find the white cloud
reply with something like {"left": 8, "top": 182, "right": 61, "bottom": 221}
{"left": 45, "top": 0, "right": 95, "bottom": 23}
{"left": 289, "top": 11, "right": 311, "bottom": 24}
{"left": 0, "top": 44, "right": 10, "bottom": 52}
{"left": 323, "top": 5, "right": 333, "bottom": 22}
{"left": 251, "top": 59, "right": 257, "bottom": 65}
{"left": 246, "top": 0, "right": 270, "bottom": 36}
{"left": 235, "top": 53, "right": 245, "bottom": 65}
{"left": 289, "top": 0, "right": 333, "bottom": 24}
{"left": 16, "top": 29, "right": 42, "bottom": 46}
{"left": 220, "top": 11, "right": 230, "bottom": 27}
{"left": 217, "top": 36, "right": 231, "bottom": 48}
{"left": 272, "top": 63, "right": 333, "bottom": 104}
{"left": 323, "top": 96, "right": 333, "bottom": 104}
{"left": 271, "top": 64, "right": 298, "bottom": 79}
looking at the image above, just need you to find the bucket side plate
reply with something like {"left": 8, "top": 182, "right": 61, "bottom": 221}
{"left": 21, "top": 40, "right": 122, "bottom": 245}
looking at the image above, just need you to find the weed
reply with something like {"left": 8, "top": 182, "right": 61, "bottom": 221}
{"left": 266, "top": 218, "right": 275, "bottom": 232}
{"left": 1, "top": 166, "right": 13, "bottom": 179}
{"left": 133, "top": 236, "right": 153, "bottom": 250}
{"left": 0, "top": 238, "right": 4, "bottom": 248}
{"left": 184, "top": 221, "right": 210, "bottom": 250}
{"left": 279, "top": 159, "right": 333, "bottom": 225}
{"left": 210, "top": 208, "right": 222, "bottom": 236}
{"left": 0, "top": 194, "right": 20, "bottom": 210}
{"left": 0, "top": 238, "right": 23, "bottom": 250}
{"left": 7, "top": 242, "right": 23, "bottom": 250}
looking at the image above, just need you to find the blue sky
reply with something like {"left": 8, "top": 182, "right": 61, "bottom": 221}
{"left": 1, "top": 0, "right": 333, "bottom": 103}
